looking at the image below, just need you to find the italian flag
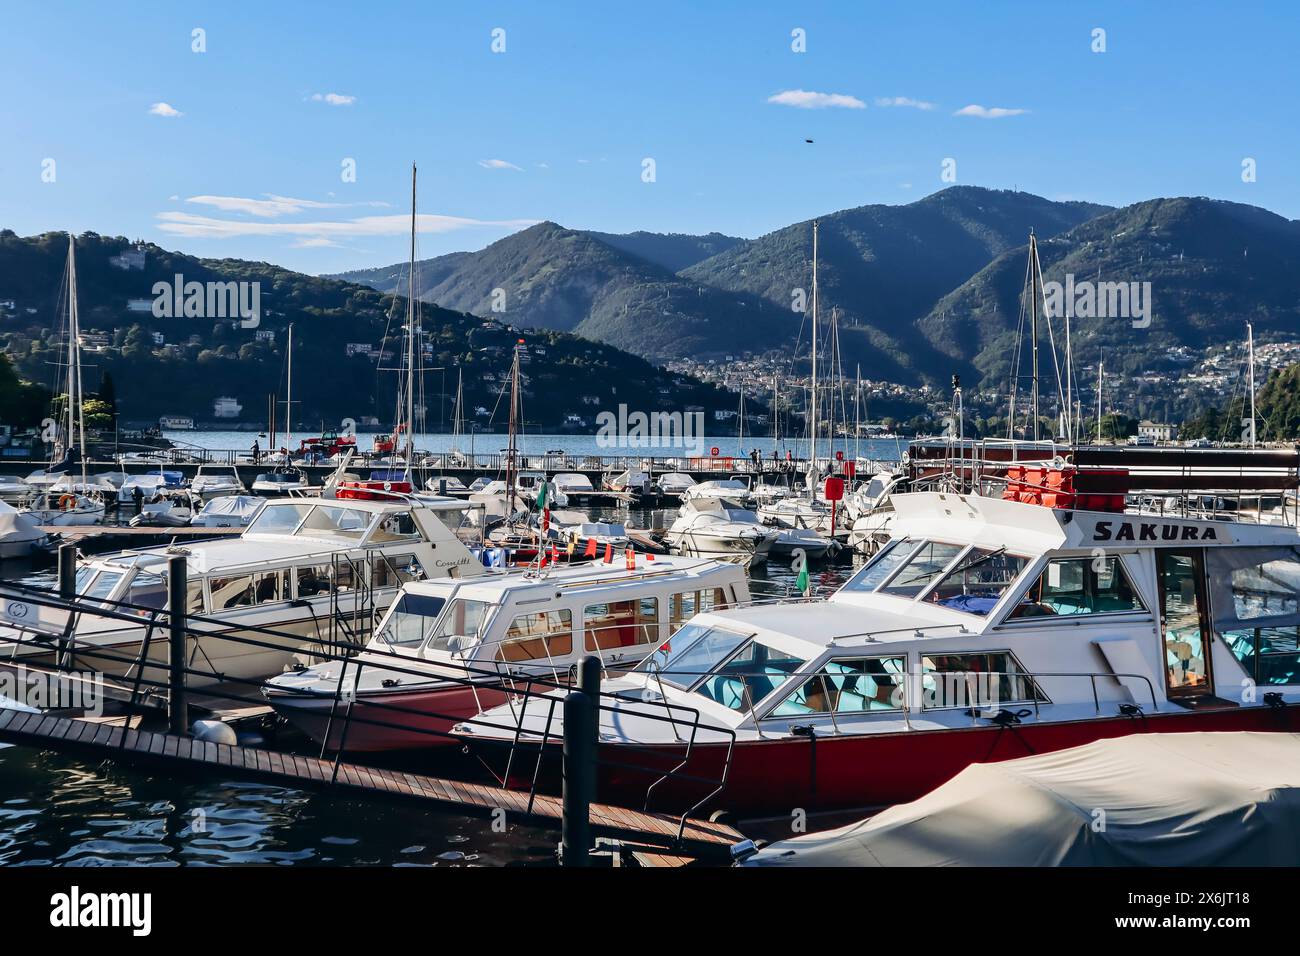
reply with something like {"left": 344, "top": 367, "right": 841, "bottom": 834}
{"left": 537, "top": 482, "right": 549, "bottom": 532}
{"left": 796, "top": 563, "right": 810, "bottom": 597}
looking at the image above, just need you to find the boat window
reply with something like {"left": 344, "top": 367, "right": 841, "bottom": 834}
{"left": 82, "top": 571, "right": 124, "bottom": 608}
{"left": 333, "top": 560, "right": 357, "bottom": 592}
{"left": 921, "top": 652, "right": 1044, "bottom": 709}
{"left": 187, "top": 581, "right": 204, "bottom": 614}
{"left": 1009, "top": 556, "right": 1145, "bottom": 619}
{"left": 209, "top": 575, "right": 255, "bottom": 610}
{"left": 295, "top": 565, "right": 333, "bottom": 598}
{"left": 584, "top": 598, "right": 658, "bottom": 652}
{"left": 1207, "top": 547, "right": 1300, "bottom": 686}
{"left": 497, "top": 610, "right": 573, "bottom": 663}
{"left": 246, "top": 503, "right": 312, "bottom": 535}
{"left": 372, "top": 553, "right": 424, "bottom": 589}
{"left": 669, "top": 591, "right": 697, "bottom": 632}
{"left": 924, "top": 549, "right": 1029, "bottom": 615}
{"left": 254, "top": 569, "right": 290, "bottom": 604}
{"left": 694, "top": 641, "right": 807, "bottom": 713}
{"left": 636, "top": 624, "right": 750, "bottom": 690}
{"left": 769, "top": 656, "right": 906, "bottom": 716}
{"left": 369, "top": 511, "right": 419, "bottom": 543}
{"left": 840, "top": 538, "right": 919, "bottom": 593}
{"left": 425, "top": 598, "right": 492, "bottom": 654}
{"left": 124, "top": 572, "right": 168, "bottom": 614}
{"left": 298, "top": 505, "right": 369, "bottom": 539}
{"left": 698, "top": 587, "right": 728, "bottom": 614}
{"left": 73, "top": 566, "right": 99, "bottom": 596}
{"left": 878, "top": 541, "right": 965, "bottom": 598}
{"left": 376, "top": 592, "right": 448, "bottom": 648}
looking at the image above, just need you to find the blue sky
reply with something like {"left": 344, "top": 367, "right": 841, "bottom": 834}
{"left": 2, "top": 1, "right": 1296, "bottom": 274}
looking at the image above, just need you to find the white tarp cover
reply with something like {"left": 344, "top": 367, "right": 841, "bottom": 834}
{"left": 744, "top": 733, "right": 1300, "bottom": 867}
{"left": 196, "top": 495, "right": 263, "bottom": 518}
{"left": 0, "top": 500, "right": 46, "bottom": 543}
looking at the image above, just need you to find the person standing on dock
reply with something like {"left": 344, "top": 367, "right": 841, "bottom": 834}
{"left": 131, "top": 483, "right": 143, "bottom": 516}
{"left": 251, "top": 439, "right": 261, "bottom": 464}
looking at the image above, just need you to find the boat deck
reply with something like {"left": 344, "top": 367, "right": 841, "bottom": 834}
{"left": 0, "top": 707, "right": 744, "bottom": 863}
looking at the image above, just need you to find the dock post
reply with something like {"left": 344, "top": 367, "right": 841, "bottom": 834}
{"left": 55, "top": 543, "right": 78, "bottom": 669}
{"left": 167, "top": 554, "right": 189, "bottom": 736}
{"left": 57, "top": 542, "right": 77, "bottom": 600}
{"left": 561, "top": 689, "right": 595, "bottom": 866}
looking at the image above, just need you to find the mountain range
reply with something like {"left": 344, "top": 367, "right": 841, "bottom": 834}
{"left": 334, "top": 186, "right": 1299, "bottom": 397}
{"left": 0, "top": 230, "right": 739, "bottom": 429}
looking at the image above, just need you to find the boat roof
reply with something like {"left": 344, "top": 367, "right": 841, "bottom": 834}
{"left": 401, "top": 554, "right": 739, "bottom": 601}
{"left": 889, "top": 491, "right": 1300, "bottom": 552}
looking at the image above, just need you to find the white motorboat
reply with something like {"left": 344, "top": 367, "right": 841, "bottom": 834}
{"left": 129, "top": 490, "right": 200, "bottom": 527}
{"left": 191, "top": 464, "right": 246, "bottom": 500}
{"left": 251, "top": 468, "right": 310, "bottom": 495}
{"left": 118, "top": 471, "right": 186, "bottom": 506}
{"left": 771, "top": 524, "right": 837, "bottom": 560}
{"left": 424, "top": 475, "right": 469, "bottom": 494}
{"left": 190, "top": 494, "right": 265, "bottom": 528}
{"left": 656, "top": 472, "right": 697, "bottom": 498}
{"left": 0, "top": 502, "right": 48, "bottom": 559}
{"left": 460, "top": 474, "right": 1300, "bottom": 815}
{"left": 682, "top": 477, "right": 755, "bottom": 507}
{"left": 551, "top": 472, "right": 595, "bottom": 501}
{"left": 663, "top": 498, "right": 777, "bottom": 564}
{"left": 20, "top": 491, "right": 105, "bottom": 527}
{"left": 263, "top": 555, "right": 752, "bottom": 752}
{"left": 0, "top": 495, "right": 487, "bottom": 687}
{"left": 757, "top": 495, "right": 837, "bottom": 533}
{"left": 0, "top": 476, "right": 35, "bottom": 504}
{"left": 547, "top": 509, "right": 629, "bottom": 550}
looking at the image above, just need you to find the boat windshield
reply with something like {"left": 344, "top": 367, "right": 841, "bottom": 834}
{"left": 246, "top": 503, "right": 313, "bottom": 535}
{"left": 423, "top": 598, "right": 494, "bottom": 654}
{"left": 840, "top": 538, "right": 919, "bottom": 593}
{"left": 375, "top": 591, "right": 451, "bottom": 648}
{"left": 635, "top": 623, "right": 751, "bottom": 690}
{"left": 921, "top": 548, "right": 1029, "bottom": 616}
{"left": 878, "top": 541, "right": 966, "bottom": 598}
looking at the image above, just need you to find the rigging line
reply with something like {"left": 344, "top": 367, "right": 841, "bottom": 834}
{"left": 1005, "top": 250, "right": 1033, "bottom": 439}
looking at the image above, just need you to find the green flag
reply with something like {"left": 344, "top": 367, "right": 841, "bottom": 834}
{"left": 536, "top": 481, "right": 547, "bottom": 509}
{"left": 795, "top": 562, "right": 810, "bottom": 596}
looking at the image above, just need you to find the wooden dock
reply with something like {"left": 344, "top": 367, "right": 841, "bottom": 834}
{"left": 0, "top": 707, "right": 743, "bottom": 863}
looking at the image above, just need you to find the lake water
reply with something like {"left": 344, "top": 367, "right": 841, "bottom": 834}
{"left": 0, "top": 504, "right": 864, "bottom": 867}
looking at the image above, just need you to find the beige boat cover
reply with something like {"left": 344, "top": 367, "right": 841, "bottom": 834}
{"left": 744, "top": 732, "right": 1300, "bottom": 866}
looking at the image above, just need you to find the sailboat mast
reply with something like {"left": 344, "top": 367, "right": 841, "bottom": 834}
{"left": 1096, "top": 358, "right": 1104, "bottom": 443}
{"left": 1247, "top": 321, "right": 1257, "bottom": 448}
{"left": 809, "top": 220, "right": 818, "bottom": 495}
{"left": 1029, "top": 231, "right": 1040, "bottom": 442}
{"left": 285, "top": 321, "right": 294, "bottom": 450}
{"left": 406, "top": 163, "right": 418, "bottom": 475}
{"left": 506, "top": 340, "right": 520, "bottom": 509}
{"left": 67, "top": 235, "right": 86, "bottom": 484}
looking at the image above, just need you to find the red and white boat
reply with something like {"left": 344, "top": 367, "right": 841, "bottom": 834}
{"left": 458, "top": 459, "right": 1300, "bottom": 816}
{"left": 262, "top": 554, "right": 751, "bottom": 752}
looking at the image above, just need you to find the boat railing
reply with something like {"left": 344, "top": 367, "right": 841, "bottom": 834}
{"left": 0, "top": 580, "right": 741, "bottom": 844}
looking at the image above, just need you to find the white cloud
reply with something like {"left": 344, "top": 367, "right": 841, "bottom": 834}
{"left": 155, "top": 210, "right": 539, "bottom": 240}
{"left": 184, "top": 194, "right": 388, "bottom": 218}
{"left": 149, "top": 102, "right": 183, "bottom": 118}
{"left": 767, "top": 89, "right": 866, "bottom": 110}
{"left": 311, "top": 92, "right": 356, "bottom": 106}
{"left": 478, "top": 159, "right": 523, "bottom": 171}
{"left": 291, "top": 237, "right": 342, "bottom": 248}
{"left": 875, "top": 96, "right": 935, "bottom": 111}
{"left": 954, "top": 104, "right": 1028, "bottom": 119}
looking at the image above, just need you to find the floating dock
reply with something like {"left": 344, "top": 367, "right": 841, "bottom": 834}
{"left": 0, "top": 706, "right": 743, "bottom": 864}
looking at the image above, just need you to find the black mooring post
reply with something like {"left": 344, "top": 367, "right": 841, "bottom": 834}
{"left": 577, "top": 654, "right": 602, "bottom": 800}
{"left": 55, "top": 543, "right": 78, "bottom": 669}
{"left": 167, "top": 554, "right": 189, "bottom": 736}
{"left": 57, "top": 543, "right": 77, "bottom": 600}
{"left": 561, "top": 689, "right": 595, "bottom": 867}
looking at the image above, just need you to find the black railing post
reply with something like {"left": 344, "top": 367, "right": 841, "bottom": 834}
{"left": 167, "top": 554, "right": 189, "bottom": 736}
{"left": 55, "top": 542, "right": 78, "bottom": 669}
{"left": 577, "top": 653, "right": 602, "bottom": 796}
{"left": 561, "top": 689, "right": 595, "bottom": 867}
{"left": 57, "top": 542, "right": 77, "bottom": 600}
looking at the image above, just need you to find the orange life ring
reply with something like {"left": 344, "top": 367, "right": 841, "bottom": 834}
{"left": 58, "top": 493, "right": 77, "bottom": 511}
